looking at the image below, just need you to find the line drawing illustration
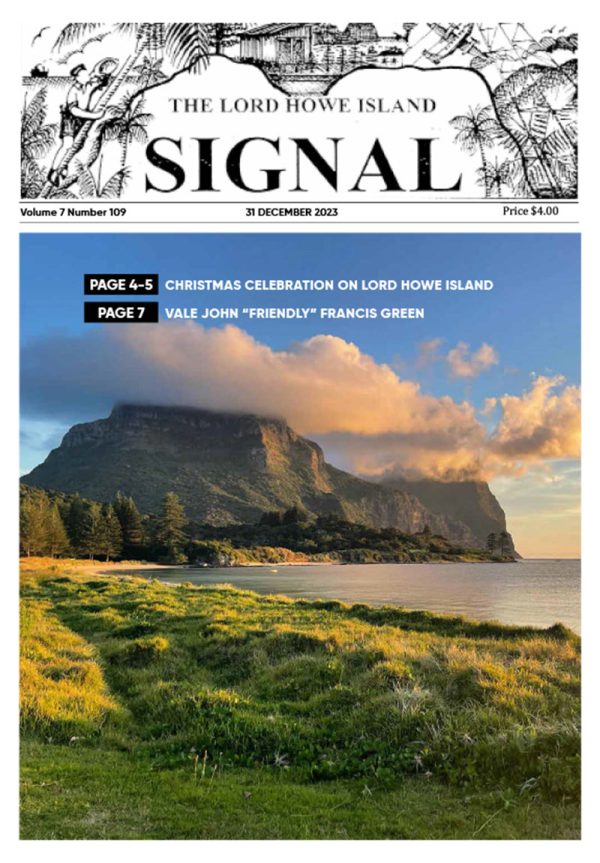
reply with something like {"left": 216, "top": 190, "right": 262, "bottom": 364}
{"left": 21, "top": 23, "right": 577, "bottom": 200}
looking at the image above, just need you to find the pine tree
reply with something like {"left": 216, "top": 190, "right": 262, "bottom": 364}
{"left": 20, "top": 491, "right": 49, "bottom": 556}
{"left": 80, "top": 502, "right": 104, "bottom": 560}
{"left": 113, "top": 491, "right": 126, "bottom": 522}
{"left": 64, "top": 493, "right": 87, "bottom": 554}
{"left": 46, "top": 503, "right": 70, "bottom": 557}
{"left": 114, "top": 492, "right": 144, "bottom": 556}
{"left": 486, "top": 532, "right": 497, "bottom": 554}
{"left": 156, "top": 492, "right": 187, "bottom": 559}
{"left": 98, "top": 504, "right": 123, "bottom": 562}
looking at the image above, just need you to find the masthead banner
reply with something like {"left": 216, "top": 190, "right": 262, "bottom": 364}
{"left": 21, "top": 23, "right": 578, "bottom": 225}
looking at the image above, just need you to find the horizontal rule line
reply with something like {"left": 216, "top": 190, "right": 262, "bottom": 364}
{"left": 19, "top": 199, "right": 579, "bottom": 205}
{"left": 20, "top": 221, "right": 580, "bottom": 225}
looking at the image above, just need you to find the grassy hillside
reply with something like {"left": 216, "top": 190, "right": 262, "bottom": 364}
{"left": 20, "top": 562, "right": 580, "bottom": 840}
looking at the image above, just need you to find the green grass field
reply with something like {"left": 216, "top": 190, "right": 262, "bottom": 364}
{"left": 20, "top": 563, "right": 581, "bottom": 840}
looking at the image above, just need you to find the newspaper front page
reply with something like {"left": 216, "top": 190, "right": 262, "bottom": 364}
{"left": 13, "top": 4, "right": 588, "bottom": 855}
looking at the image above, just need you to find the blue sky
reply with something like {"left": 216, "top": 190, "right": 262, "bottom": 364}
{"left": 21, "top": 233, "right": 580, "bottom": 403}
{"left": 20, "top": 233, "right": 581, "bottom": 556}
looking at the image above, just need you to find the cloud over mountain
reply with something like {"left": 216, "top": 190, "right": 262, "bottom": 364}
{"left": 21, "top": 323, "right": 579, "bottom": 481}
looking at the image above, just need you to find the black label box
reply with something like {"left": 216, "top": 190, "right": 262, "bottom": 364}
{"left": 84, "top": 274, "right": 159, "bottom": 295}
{"left": 84, "top": 302, "right": 159, "bottom": 323}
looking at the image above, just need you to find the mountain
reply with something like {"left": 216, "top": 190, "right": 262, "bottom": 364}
{"left": 21, "top": 404, "right": 512, "bottom": 548}
{"left": 379, "top": 477, "right": 516, "bottom": 553}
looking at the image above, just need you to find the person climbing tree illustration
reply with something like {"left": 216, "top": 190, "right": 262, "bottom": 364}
{"left": 47, "top": 62, "right": 112, "bottom": 186}
{"left": 40, "top": 27, "right": 150, "bottom": 196}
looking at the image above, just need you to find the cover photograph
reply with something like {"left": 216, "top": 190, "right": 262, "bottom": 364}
{"left": 17, "top": 19, "right": 581, "bottom": 846}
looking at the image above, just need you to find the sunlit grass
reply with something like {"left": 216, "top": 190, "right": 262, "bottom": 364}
{"left": 20, "top": 598, "right": 121, "bottom": 740}
{"left": 20, "top": 566, "right": 581, "bottom": 839}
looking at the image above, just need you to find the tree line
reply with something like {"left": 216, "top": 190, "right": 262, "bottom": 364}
{"left": 20, "top": 486, "right": 188, "bottom": 563}
{"left": 20, "top": 485, "right": 515, "bottom": 565}
{"left": 194, "top": 508, "right": 509, "bottom": 564}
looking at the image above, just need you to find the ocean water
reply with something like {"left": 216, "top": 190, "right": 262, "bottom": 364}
{"left": 124, "top": 559, "right": 581, "bottom": 633}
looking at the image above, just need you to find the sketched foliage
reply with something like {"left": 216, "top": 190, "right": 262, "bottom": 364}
{"left": 163, "top": 23, "right": 211, "bottom": 73}
{"left": 21, "top": 88, "right": 57, "bottom": 198}
{"left": 75, "top": 162, "right": 130, "bottom": 198}
{"left": 52, "top": 23, "right": 104, "bottom": 52}
{"left": 492, "top": 59, "right": 577, "bottom": 197}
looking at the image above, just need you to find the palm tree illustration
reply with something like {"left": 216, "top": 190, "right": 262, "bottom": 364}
{"left": 132, "top": 56, "right": 168, "bottom": 89}
{"left": 450, "top": 106, "right": 497, "bottom": 197}
{"left": 99, "top": 94, "right": 153, "bottom": 194}
{"left": 476, "top": 157, "right": 512, "bottom": 198}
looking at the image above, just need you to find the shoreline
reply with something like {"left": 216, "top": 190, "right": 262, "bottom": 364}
{"left": 108, "top": 557, "right": 517, "bottom": 570}
{"left": 19, "top": 556, "right": 581, "bottom": 574}
{"left": 19, "top": 557, "right": 580, "bottom": 634}
{"left": 19, "top": 558, "right": 176, "bottom": 577}
{"left": 19, "top": 556, "right": 523, "bottom": 576}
